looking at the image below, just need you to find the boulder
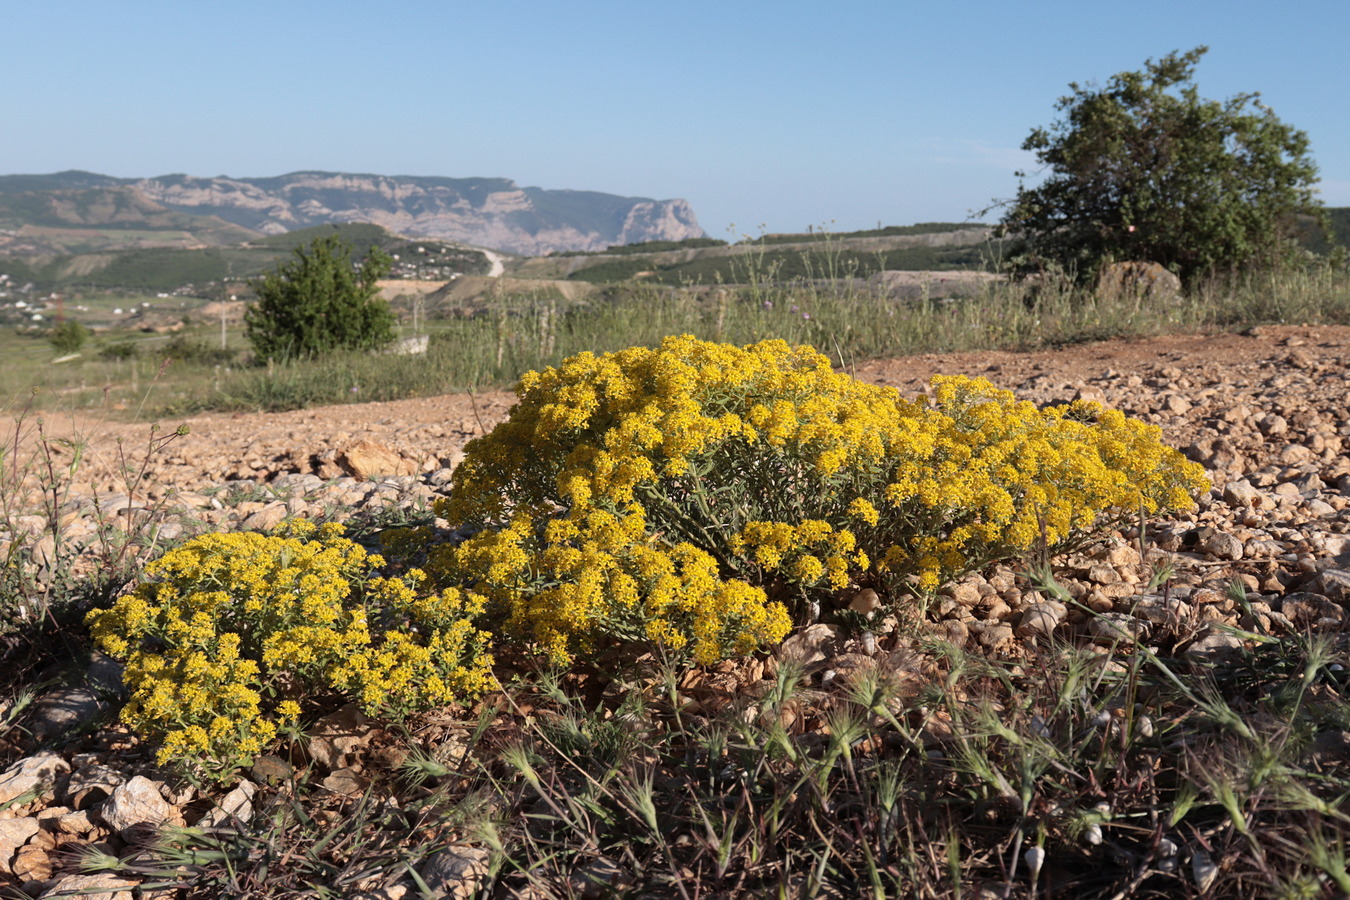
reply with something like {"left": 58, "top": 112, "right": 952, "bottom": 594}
{"left": 1096, "top": 261, "right": 1182, "bottom": 302}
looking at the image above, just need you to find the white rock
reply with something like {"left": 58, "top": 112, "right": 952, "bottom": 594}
{"left": 1016, "top": 601, "right": 1067, "bottom": 637}
{"left": 40, "top": 873, "right": 138, "bottom": 900}
{"left": 1200, "top": 532, "right": 1244, "bottom": 561}
{"left": 1088, "top": 613, "right": 1147, "bottom": 643}
{"left": 0, "top": 753, "right": 70, "bottom": 806}
{"left": 418, "top": 844, "right": 491, "bottom": 900}
{"left": 99, "top": 775, "right": 173, "bottom": 836}
{"left": 199, "top": 779, "right": 257, "bottom": 828}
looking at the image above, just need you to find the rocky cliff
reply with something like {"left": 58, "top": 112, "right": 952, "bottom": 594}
{"left": 0, "top": 171, "right": 706, "bottom": 255}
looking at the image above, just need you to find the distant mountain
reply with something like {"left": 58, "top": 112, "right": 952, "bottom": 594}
{"left": 0, "top": 170, "right": 706, "bottom": 255}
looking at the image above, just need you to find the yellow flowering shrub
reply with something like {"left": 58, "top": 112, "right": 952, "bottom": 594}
{"left": 429, "top": 335, "right": 1207, "bottom": 665}
{"left": 86, "top": 520, "right": 493, "bottom": 774}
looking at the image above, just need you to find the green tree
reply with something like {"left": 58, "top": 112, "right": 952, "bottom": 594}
{"left": 245, "top": 235, "right": 396, "bottom": 361}
{"left": 49, "top": 319, "right": 90, "bottom": 354}
{"left": 998, "top": 47, "right": 1326, "bottom": 287}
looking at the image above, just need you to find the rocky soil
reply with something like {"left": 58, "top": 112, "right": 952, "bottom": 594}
{"left": 2, "top": 324, "right": 1348, "bottom": 898}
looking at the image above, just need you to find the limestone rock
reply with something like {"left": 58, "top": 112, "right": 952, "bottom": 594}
{"left": 1280, "top": 592, "right": 1345, "bottom": 628}
{"left": 12, "top": 843, "right": 52, "bottom": 882}
{"left": 1222, "top": 480, "right": 1266, "bottom": 509}
{"left": 199, "top": 779, "right": 257, "bottom": 828}
{"left": 0, "top": 754, "right": 70, "bottom": 807}
{"left": 1184, "top": 629, "right": 1246, "bottom": 663}
{"left": 418, "top": 844, "right": 491, "bottom": 900}
{"left": 1088, "top": 613, "right": 1147, "bottom": 644}
{"left": 99, "top": 775, "right": 173, "bottom": 836}
{"left": 40, "top": 873, "right": 138, "bottom": 900}
{"left": 1309, "top": 568, "right": 1350, "bottom": 603}
{"left": 308, "top": 704, "right": 374, "bottom": 771}
{"left": 0, "top": 817, "right": 40, "bottom": 875}
{"left": 337, "top": 440, "right": 417, "bottom": 480}
{"left": 1017, "top": 601, "right": 1068, "bottom": 638}
{"left": 779, "top": 624, "right": 841, "bottom": 669}
{"left": 1200, "top": 532, "right": 1244, "bottom": 561}
{"left": 1096, "top": 261, "right": 1181, "bottom": 302}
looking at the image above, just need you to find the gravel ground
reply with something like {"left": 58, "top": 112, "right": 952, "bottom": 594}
{"left": 1, "top": 324, "right": 1347, "bottom": 897}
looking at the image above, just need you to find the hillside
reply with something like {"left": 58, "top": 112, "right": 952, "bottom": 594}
{"left": 0, "top": 171, "right": 706, "bottom": 256}
{"left": 0, "top": 223, "right": 490, "bottom": 294}
{"left": 509, "top": 225, "right": 1000, "bottom": 284}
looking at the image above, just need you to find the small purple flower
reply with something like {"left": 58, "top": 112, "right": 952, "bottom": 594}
{"left": 802, "top": 313, "right": 811, "bottom": 320}
{"left": 790, "top": 305, "right": 798, "bottom": 313}
{"left": 762, "top": 300, "right": 773, "bottom": 310}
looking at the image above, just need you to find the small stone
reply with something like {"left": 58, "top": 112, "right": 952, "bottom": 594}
{"left": 940, "top": 582, "right": 982, "bottom": 607}
{"left": 1184, "top": 629, "right": 1245, "bottom": 663}
{"left": 39, "top": 873, "right": 138, "bottom": 900}
{"left": 99, "top": 776, "right": 173, "bottom": 836}
{"left": 1088, "top": 613, "right": 1147, "bottom": 643}
{"left": 0, "top": 817, "right": 41, "bottom": 875}
{"left": 1222, "top": 480, "right": 1265, "bottom": 508}
{"left": 779, "top": 624, "right": 841, "bottom": 668}
{"left": 419, "top": 845, "right": 491, "bottom": 900}
{"left": 321, "top": 767, "right": 369, "bottom": 797}
{"left": 1310, "top": 569, "right": 1350, "bottom": 602}
{"left": 199, "top": 780, "right": 257, "bottom": 828}
{"left": 1017, "top": 601, "right": 1067, "bottom": 638}
{"left": 12, "top": 844, "right": 51, "bottom": 882}
{"left": 847, "top": 589, "right": 881, "bottom": 615}
{"left": 1280, "top": 593, "right": 1345, "bottom": 628}
{"left": 1200, "top": 532, "right": 1244, "bottom": 561}
{"left": 976, "top": 623, "right": 1015, "bottom": 650}
{"left": 0, "top": 754, "right": 70, "bottom": 807}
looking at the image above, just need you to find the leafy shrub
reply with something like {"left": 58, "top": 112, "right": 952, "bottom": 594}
{"left": 162, "top": 334, "right": 237, "bottom": 366}
{"left": 48, "top": 319, "right": 90, "bottom": 354}
{"left": 86, "top": 520, "right": 493, "bottom": 776}
{"left": 245, "top": 235, "right": 396, "bottom": 362}
{"left": 428, "top": 336, "right": 1206, "bottom": 665}
{"left": 999, "top": 47, "right": 1325, "bottom": 286}
{"left": 98, "top": 341, "right": 140, "bottom": 361}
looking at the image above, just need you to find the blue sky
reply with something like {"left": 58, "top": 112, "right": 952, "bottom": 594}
{"left": 6, "top": 0, "right": 1348, "bottom": 238}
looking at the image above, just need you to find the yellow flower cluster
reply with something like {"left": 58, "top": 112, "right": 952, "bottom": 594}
{"left": 431, "top": 335, "right": 1207, "bottom": 664}
{"left": 87, "top": 520, "right": 493, "bottom": 773}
